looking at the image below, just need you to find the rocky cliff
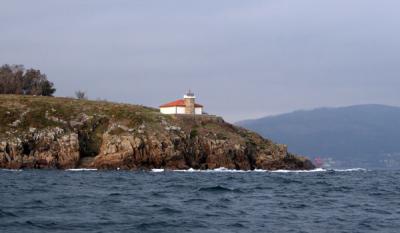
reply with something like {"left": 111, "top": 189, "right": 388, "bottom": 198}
{"left": 0, "top": 95, "right": 314, "bottom": 170}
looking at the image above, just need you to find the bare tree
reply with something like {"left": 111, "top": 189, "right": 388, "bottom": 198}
{"left": 75, "top": 90, "right": 87, "bottom": 100}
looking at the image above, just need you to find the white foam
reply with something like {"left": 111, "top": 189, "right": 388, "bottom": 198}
{"left": 270, "top": 168, "right": 368, "bottom": 173}
{"left": 173, "top": 167, "right": 248, "bottom": 173}
{"left": 253, "top": 169, "right": 268, "bottom": 172}
{"left": 331, "top": 168, "right": 367, "bottom": 172}
{"left": 271, "top": 168, "right": 327, "bottom": 173}
{"left": 66, "top": 168, "right": 98, "bottom": 171}
{"left": 1, "top": 169, "right": 23, "bottom": 172}
{"left": 174, "top": 167, "right": 330, "bottom": 173}
{"left": 1, "top": 167, "right": 368, "bottom": 173}
{"left": 209, "top": 167, "right": 247, "bottom": 173}
{"left": 164, "top": 167, "right": 368, "bottom": 173}
{"left": 151, "top": 169, "right": 165, "bottom": 172}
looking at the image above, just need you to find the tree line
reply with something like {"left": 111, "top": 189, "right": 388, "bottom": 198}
{"left": 0, "top": 64, "right": 56, "bottom": 96}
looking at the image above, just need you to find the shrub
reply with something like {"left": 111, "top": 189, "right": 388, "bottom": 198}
{"left": 190, "top": 129, "right": 198, "bottom": 139}
{"left": 75, "top": 90, "right": 87, "bottom": 100}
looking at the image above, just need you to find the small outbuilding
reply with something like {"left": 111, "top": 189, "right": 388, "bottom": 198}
{"left": 160, "top": 91, "right": 203, "bottom": 115}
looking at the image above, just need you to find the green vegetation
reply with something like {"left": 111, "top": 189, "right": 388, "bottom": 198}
{"left": 190, "top": 129, "right": 198, "bottom": 139}
{"left": 0, "top": 95, "right": 160, "bottom": 137}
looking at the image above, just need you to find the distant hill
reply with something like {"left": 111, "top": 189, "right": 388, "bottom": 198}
{"left": 237, "top": 105, "right": 400, "bottom": 168}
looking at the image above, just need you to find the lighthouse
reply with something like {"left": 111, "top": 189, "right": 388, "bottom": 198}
{"left": 159, "top": 90, "right": 204, "bottom": 115}
{"left": 184, "top": 90, "right": 196, "bottom": 114}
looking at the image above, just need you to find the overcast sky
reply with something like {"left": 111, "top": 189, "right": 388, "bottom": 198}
{"left": 1, "top": 0, "right": 400, "bottom": 122}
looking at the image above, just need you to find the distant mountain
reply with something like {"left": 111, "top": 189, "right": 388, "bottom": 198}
{"left": 237, "top": 105, "right": 400, "bottom": 168}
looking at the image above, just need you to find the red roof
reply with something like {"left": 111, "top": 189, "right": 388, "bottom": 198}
{"left": 160, "top": 99, "right": 203, "bottom": 108}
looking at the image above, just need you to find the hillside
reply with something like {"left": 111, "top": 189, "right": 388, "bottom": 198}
{"left": 237, "top": 105, "right": 400, "bottom": 168}
{"left": 0, "top": 95, "right": 314, "bottom": 170}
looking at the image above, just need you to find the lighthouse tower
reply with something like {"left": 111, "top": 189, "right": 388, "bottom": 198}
{"left": 184, "top": 90, "right": 196, "bottom": 114}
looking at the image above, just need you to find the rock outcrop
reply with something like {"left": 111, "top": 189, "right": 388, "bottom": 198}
{"left": 0, "top": 95, "right": 315, "bottom": 170}
{"left": 0, "top": 127, "right": 79, "bottom": 169}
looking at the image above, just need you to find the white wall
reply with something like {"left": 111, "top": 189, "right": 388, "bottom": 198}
{"left": 160, "top": 107, "right": 177, "bottom": 114}
{"left": 195, "top": 107, "right": 203, "bottom": 115}
{"left": 177, "top": 107, "right": 186, "bottom": 114}
{"left": 160, "top": 106, "right": 203, "bottom": 115}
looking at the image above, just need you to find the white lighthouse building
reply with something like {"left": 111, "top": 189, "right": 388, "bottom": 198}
{"left": 160, "top": 91, "right": 203, "bottom": 115}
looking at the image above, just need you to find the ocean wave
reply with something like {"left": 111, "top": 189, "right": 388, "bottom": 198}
{"left": 151, "top": 167, "right": 367, "bottom": 173}
{"left": 174, "top": 167, "right": 329, "bottom": 173}
{"left": 174, "top": 168, "right": 247, "bottom": 173}
{"left": 272, "top": 168, "right": 368, "bottom": 173}
{"left": 271, "top": 168, "right": 327, "bottom": 173}
{"left": 152, "top": 167, "right": 248, "bottom": 173}
{"left": 198, "top": 185, "right": 236, "bottom": 192}
{"left": 65, "top": 168, "right": 98, "bottom": 171}
{"left": 0, "top": 169, "right": 23, "bottom": 172}
{"left": 331, "top": 168, "right": 367, "bottom": 172}
{"left": 151, "top": 169, "right": 165, "bottom": 172}
{"left": 2, "top": 167, "right": 367, "bottom": 173}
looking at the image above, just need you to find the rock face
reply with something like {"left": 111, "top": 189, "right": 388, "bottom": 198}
{"left": 0, "top": 127, "right": 79, "bottom": 169}
{"left": 92, "top": 128, "right": 314, "bottom": 170}
{"left": 0, "top": 95, "right": 315, "bottom": 170}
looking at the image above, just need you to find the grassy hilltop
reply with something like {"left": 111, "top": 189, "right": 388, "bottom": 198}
{"left": 0, "top": 95, "right": 156, "bottom": 135}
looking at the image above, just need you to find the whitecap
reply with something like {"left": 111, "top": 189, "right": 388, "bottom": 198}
{"left": 209, "top": 167, "right": 247, "bottom": 173}
{"left": 66, "top": 168, "right": 98, "bottom": 171}
{"left": 151, "top": 169, "right": 165, "bottom": 172}
{"left": 1, "top": 169, "right": 23, "bottom": 172}
{"left": 332, "top": 168, "right": 367, "bottom": 172}
{"left": 152, "top": 167, "right": 367, "bottom": 173}
{"left": 174, "top": 167, "right": 325, "bottom": 173}
{"left": 174, "top": 167, "right": 247, "bottom": 173}
{"left": 172, "top": 168, "right": 196, "bottom": 172}
{"left": 253, "top": 169, "right": 268, "bottom": 172}
{"left": 271, "top": 168, "right": 327, "bottom": 173}
{"left": 172, "top": 168, "right": 198, "bottom": 172}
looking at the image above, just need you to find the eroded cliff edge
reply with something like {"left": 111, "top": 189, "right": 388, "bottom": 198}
{"left": 0, "top": 95, "right": 315, "bottom": 170}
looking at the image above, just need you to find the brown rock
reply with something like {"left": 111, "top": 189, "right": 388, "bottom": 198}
{"left": 0, "top": 96, "right": 315, "bottom": 171}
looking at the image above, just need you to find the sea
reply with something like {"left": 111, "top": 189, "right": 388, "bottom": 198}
{"left": 1, "top": 168, "right": 400, "bottom": 233}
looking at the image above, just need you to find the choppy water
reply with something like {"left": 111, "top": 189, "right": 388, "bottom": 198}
{"left": 1, "top": 168, "right": 400, "bottom": 233}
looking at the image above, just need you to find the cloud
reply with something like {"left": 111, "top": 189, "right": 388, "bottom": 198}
{"left": 1, "top": 0, "right": 400, "bottom": 122}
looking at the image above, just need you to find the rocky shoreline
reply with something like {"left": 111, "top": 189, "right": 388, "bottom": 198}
{"left": 0, "top": 95, "right": 315, "bottom": 170}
